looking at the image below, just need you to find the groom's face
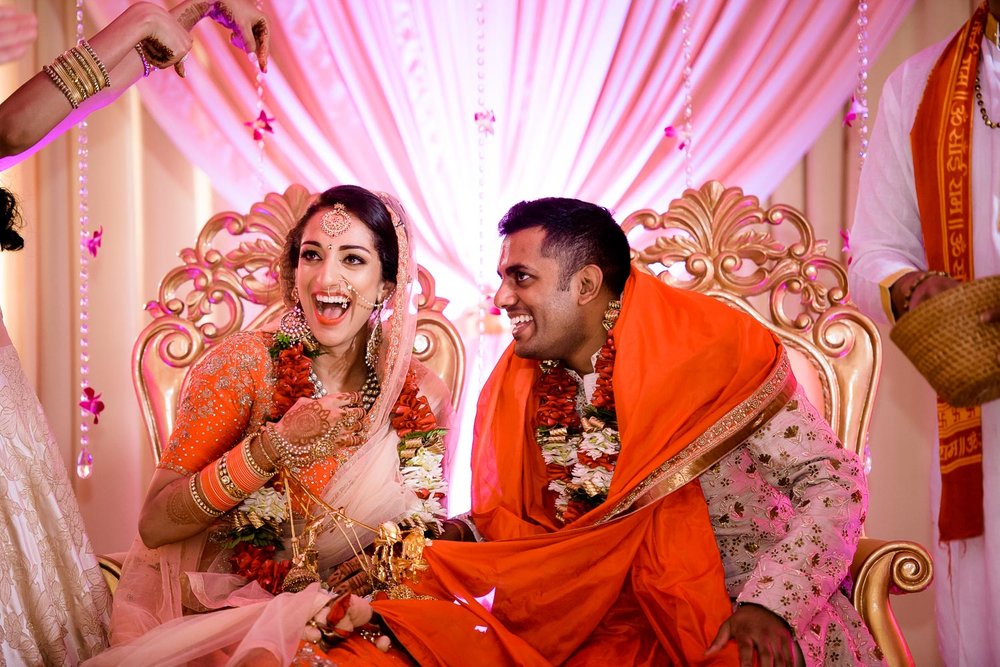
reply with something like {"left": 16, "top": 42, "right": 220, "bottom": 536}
{"left": 494, "top": 227, "right": 589, "bottom": 363}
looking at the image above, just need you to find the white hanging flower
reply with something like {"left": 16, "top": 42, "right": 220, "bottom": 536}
{"left": 239, "top": 486, "right": 287, "bottom": 523}
{"left": 540, "top": 435, "right": 580, "bottom": 468}
{"left": 578, "top": 429, "right": 620, "bottom": 458}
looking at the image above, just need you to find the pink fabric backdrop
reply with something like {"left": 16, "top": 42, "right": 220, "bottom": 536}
{"left": 86, "top": 0, "right": 910, "bottom": 511}
{"left": 89, "top": 0, "right": 909, "bottom": 309}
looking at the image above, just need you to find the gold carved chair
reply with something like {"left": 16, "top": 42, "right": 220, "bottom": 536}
{"left": 98, "top": 184, "right": 466, "bottom": 592}
{"left": 623, "top": 181, "right": 932, "bottom": 665}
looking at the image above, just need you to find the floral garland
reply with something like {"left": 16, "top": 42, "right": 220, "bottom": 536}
{"left": 226, "top": 333, "right": 446, "bottom": 592}
{"left": 535, "top": 333, "right": 620, "bottom": 524}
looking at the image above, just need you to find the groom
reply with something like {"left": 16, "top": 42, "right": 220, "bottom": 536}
{"left": 463, "top": 197, "right": 881, "bottom": 665}
{"left": 375, "top": 197, "right": 881, "bottom": 666}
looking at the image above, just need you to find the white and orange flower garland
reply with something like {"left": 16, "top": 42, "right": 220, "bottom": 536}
{"left": 534, "top": 334, "right": 620, "bottom": 524}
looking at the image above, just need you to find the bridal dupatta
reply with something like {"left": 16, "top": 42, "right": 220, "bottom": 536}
{"left": 89, "top": 193, "right": 452, "bottom": 666}
{"left": 375, "top": 270, "right": 793, "bottom": 666}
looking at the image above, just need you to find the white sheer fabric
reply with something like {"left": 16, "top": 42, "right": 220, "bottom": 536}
{"left": 0, "top": 322, "right": 110, "bottom": 665}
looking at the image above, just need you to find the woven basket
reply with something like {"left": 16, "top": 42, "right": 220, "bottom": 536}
{"left": 891, "top": 275, "right": 1000, "bottom": 407}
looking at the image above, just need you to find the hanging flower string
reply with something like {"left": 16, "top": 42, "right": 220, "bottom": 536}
{"left": 75, "top": 0, "right": 97, "bottom": 479}
{"left": 851, "top": 0, "right": 871, "bottom": 166}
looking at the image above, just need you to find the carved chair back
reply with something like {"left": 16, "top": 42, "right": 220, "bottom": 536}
{"left": 132, "top": 185, "right": 465, "bottom": 462}
{"left": 625, "top": 181, "right": 936, "bottom": 665}
{"left": 624, "top": 181, "right": 879, "bottom": 463}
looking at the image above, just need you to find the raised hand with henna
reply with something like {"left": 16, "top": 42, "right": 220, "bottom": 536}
{"left": 705, "top": 603, "right": 800, "bottom": 667}
{"left": 170, "top": 0, "right": 270, "bottom": 72}
{"left": 273, "top": 392, "right": 367, "bottom": 466}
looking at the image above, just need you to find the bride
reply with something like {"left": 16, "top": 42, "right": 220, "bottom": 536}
{"left": 88, "top": 185, "right": 460, "bottom": 665}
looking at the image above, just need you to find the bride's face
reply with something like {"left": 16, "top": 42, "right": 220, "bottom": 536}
{"left": 294, "top": 209, "right": 386, "bottom": 352}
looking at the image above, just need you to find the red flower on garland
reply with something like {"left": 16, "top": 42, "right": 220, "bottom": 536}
{"left": 534, "top": 331, "right": 620, "bottom": 523}
{"left": 391, "top": 369, "right": 440, "bottom": 436}
{"left": 270, "top": 343, "right": 315, "bottom": 420}
{"left": 230, "top": 543, "right": 292, "bottom": 594}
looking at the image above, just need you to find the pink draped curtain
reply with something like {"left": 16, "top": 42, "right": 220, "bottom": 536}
{"left": 86, "top": 0, "right": 909, "bottom": 510}
{"left": 89, "top": 0, "right": 909, "bottom": 310}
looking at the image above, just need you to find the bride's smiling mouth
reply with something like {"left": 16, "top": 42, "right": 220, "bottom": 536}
{"left": 313, "top": 292, "right": 351, "bottom": 326}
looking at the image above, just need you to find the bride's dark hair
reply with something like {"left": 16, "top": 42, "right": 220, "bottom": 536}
{"left": 0, "top": 187, "right": 24, "bottom": 252}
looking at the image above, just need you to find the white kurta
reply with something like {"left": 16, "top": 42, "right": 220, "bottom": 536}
{"left": 849, "top": 31, "right": 1000, "bottom": 666}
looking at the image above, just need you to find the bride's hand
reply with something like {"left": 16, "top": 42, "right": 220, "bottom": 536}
{"left": 171, "top": 0, "right": 269, "bottom": 72}
{"left": 273, "top": 394, "right": 366, "bottom": 464}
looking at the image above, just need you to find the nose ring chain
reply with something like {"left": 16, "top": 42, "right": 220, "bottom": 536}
{"left": 333, "top": 278, "right": 379, "bottom": 310}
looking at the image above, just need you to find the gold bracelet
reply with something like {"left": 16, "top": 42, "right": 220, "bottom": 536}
{"left": 188, "top": 474, "right": 223, "bottom": 518}
{"left": 42, "top": 64, "right": 80, "bottom": 109}
{"left": 242, "top": 435, "right": 274, "bottom": 479}
{"left": 69, "top": 47, "right": 101, "bottom": 97}
{"left": 55, "top": 54, "right": 89, "bottom": 101}
{"left": 78, "top": 39, "right": 111, "bottom": 89}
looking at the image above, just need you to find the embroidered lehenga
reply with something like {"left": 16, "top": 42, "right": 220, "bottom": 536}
{"left": 89, "top": 194, "right": 453, "bottom": 666}
{"left": 0, "top": 311, "right": 110, "bottom": 665}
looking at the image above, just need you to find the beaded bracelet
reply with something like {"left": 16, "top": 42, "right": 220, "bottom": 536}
{"left": 134, "top": 43, "right": 152, "bottom": 78}
{"left": 189, "top": 474, "right": 224, "bottom": 518}
{"left": 198, "top": 458, "right": 244, "bottom": 509}
{"left": 42, "top": 64, "right": 80, "bottom": 109}
{"left": 901, "top": 270, "right": 950, "bottom": 314}
{"left": 42, "top": 43, "right": 111, "bottom": 108}
{"left": 78, "top": 39, "right": 111, "bottom": 88}
{"left": 264, "top": 422, "right": 338, "bottom": 470}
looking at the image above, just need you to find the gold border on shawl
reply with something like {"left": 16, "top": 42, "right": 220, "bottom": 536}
{"left": 597, "top": 352, "right": 796, "bottom": 524}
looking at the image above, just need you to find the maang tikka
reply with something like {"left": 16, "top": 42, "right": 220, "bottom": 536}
{"left": 320, "top": 203, "right": 350, "bottom": 239}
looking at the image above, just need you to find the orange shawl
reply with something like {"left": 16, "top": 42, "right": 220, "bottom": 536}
{"left": 910, "top": 3, "right": 987, "bottom": 541}
{"left": 377, "top": 270, "right": 793, "bottom": 666}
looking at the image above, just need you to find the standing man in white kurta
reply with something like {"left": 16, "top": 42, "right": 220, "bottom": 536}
{"left": 849, "top": 2, "right": 1000, "bottom": 664}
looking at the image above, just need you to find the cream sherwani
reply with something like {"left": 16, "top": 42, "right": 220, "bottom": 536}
{"left": 849, "top": 31, "right": 1000, "bottom": 666}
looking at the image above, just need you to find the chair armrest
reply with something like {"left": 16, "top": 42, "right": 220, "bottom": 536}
{"left": 849, "top": 537, "right": 933, "bottom": 667}
{"left": 98, "top": 553, "right": 125, "bottom": 597}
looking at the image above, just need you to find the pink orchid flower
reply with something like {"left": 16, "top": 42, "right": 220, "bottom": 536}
{"left": 80, "top": 386, "right": 105, "bottom": 424}
{"left": 244, "top": 110, "right": 275, "bottom": 141}
{"left": 85, "top": 226, "right": 103, "bottom": 258}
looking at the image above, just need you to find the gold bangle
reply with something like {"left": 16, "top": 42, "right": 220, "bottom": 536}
{"left": 242, "top": 435, "right": 274, "bottom": 480}
{"left": 55, "top": 54, "right": 89, "bottom": 101}
{"left": 42, "top": 64, "right": 80, "bottom": 109}
{"left": 188, "top": 474, "right": 223, "bottom": 518}
{"left": 78, "top": 39, "right": 111, "bottom": 89}
{"left": 257, "top": 428, "right": 280, "bottom": 469}
{"left": 69, "top": 47, "right": 101, "bottom": 97}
